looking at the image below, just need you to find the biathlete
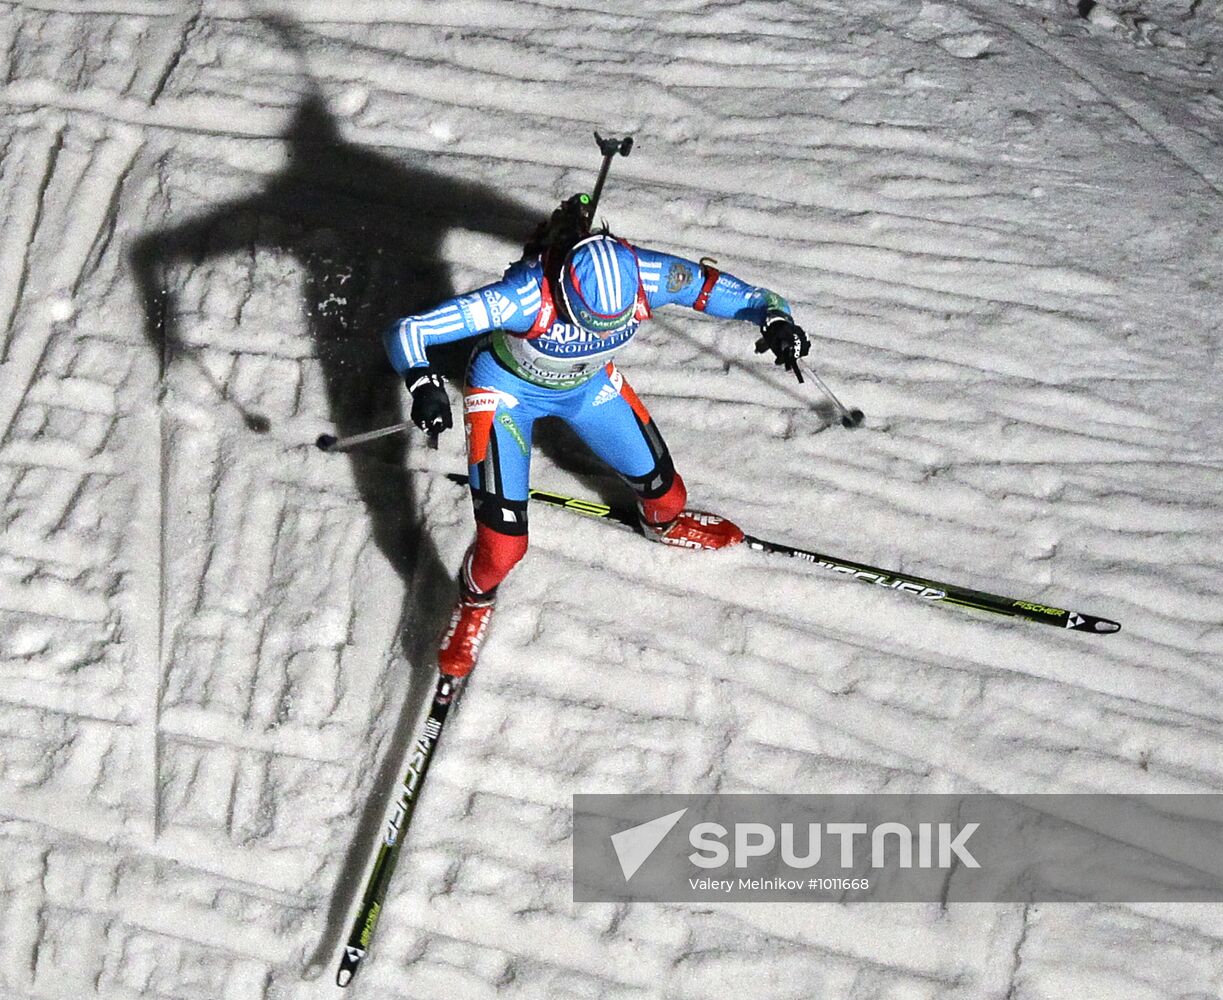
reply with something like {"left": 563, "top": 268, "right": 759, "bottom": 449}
{"left": 384, "top": 202, "right": 810, "bottom": 678}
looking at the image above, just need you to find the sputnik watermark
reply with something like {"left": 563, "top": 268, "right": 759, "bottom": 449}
{"left": 573, "top": 794, "right": 1223, "bottom": 903}
{"left": 692, "top": 877, "right": 871, "bottom": 893}
{"left": 611, "top": 808, "right": 688, "bottom": 880}
{"left": 609, "top": 814, "right": 977, "bottom": 899}
{"left": 689, "top": 821, "right": 980, "bottom": 869}
{"left": 611, "top": 814, "right": 979, "bottom": 877}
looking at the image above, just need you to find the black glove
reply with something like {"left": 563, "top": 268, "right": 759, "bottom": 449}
{"left": 755, "top": 310, "right": 810, "bottom": 381}
{"left": 405, "top": 367, "right": 453, "bottom": 436}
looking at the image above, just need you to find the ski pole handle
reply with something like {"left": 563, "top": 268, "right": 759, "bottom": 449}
{"left": 754, "top": 335, "right": 805, "bottom": 384}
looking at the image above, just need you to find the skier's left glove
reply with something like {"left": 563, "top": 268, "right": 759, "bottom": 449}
{"left": 755, "top": 310, "right": 810, "bottom": 381}
{"left": 405, "top": 367, "right": 453, "bottom": 436}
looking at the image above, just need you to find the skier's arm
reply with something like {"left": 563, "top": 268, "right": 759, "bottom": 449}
{"left": 636, "top": 247, "right": 810, "bottom": 377}
{"left": 635, "top": 248, "right": 791, "bottom": 324}
{"left": 384, "top": 263, "right": 542, "bottom": 436}
{"left": 382, "top": 264, "right": 540, "bottom": 374}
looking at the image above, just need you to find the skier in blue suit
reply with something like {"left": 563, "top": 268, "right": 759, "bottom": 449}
{"left": 384, "top": 222, "right": 809, "bottom": 676}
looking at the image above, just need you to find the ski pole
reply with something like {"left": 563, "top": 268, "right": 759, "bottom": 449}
{"left": 316, "top": 425, "right": 439, "bottom": 452}
{"left": 316, "top": 422, "right": 412, "bottom": 452}
{"left": 797, "top": 359, "right": 864, "bottom": 429}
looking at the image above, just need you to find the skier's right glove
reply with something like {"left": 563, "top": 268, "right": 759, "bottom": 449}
{"left": 405, "top": 367, "right": 453, "bottom": 436}
{"left": 755, "top": 310, "right": 810, "bottom": 382}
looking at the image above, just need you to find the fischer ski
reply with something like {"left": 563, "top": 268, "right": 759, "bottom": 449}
{"left": 443, "top": 473, "right": 1120, "bottom": 634}
{"left": 336, "top": 672, "right": 462, "bottom": 988}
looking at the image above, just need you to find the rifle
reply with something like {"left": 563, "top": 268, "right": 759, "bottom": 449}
{"left": 522, "top": 132, "right": 633, "bottom": 268}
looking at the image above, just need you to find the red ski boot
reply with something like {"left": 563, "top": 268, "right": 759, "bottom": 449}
{"left": 437, "top": 591, "right": 495, "bottom": 678}
{"left": 648, "top": 511, "right": 744, "bottom": 551}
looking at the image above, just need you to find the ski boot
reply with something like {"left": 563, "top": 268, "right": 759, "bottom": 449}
{"left": 646, "top": 511, "right": 744, "bottom": 551}
{"left": 437, "top": 587, "right": 496, "bottom": 678}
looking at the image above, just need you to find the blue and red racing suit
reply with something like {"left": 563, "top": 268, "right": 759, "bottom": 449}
{"left": 384, "top": 242, "right": 792, "bottom": 595}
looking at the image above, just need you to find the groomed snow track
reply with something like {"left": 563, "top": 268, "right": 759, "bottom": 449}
{"left": 0, "top": 2, "right": 1220, "bottom": 998}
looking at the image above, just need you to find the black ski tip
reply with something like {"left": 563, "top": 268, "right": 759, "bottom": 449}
{"left": 842, "top": 409, "right": 864, "bottom": 428}
{"left": 1094, "top": 619, "right": 1121, "bottom": 634}
{"left": 316, "top": 433, "right": 337, "bottom": 451}
{"left": 245, "top": 413, "right": 271, "bottom": 433}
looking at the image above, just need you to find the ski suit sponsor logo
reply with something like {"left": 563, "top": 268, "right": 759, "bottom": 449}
{"left": 457, "top": 292, "right": 489, "bottom": 330}
{"left": 498, "top": 411, "right": 529, "bottom": 455}
{"left": 465, "top": 387, "right": 518, "bottom": 462}
{"left": 538, "top": 321, "right": 638, "bottom": 355}
{"left": 456, "top": 286, "right": 529, "bottom": 330}
{"left": 465, "top": 388, "right": 519, "bottom": 413}
{"left": 481, "top": 290, "right": 519, "bottom": 327}
{"left": 384, "top": 717, "right": 443, "bottom": 846}
{"left": 497, "top": 323, "right": 631, "bottom": 387}
{"left": 593, "top": 367, "right": 624, "bottom": 407}
{"left": 592, "top": 383, "right": 618, "bottom": 407}
{"left": 545, "top": 324, "right": 594, "bottom": 345}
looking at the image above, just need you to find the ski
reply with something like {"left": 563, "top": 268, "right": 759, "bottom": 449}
{"left": 443, "top": 473, "right": 1121, "bottom": 634}
{"left": 336, "top": 671, "right": 462, "bottom": 988}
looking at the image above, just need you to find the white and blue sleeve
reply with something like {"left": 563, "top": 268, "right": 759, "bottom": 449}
{"left": 383, "top": 260, "right": 543, "bottom": 373}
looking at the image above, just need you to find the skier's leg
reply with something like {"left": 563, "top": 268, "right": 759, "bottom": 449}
{"left": 563, "top": 365, "right": 685, "bottom": 526}
{"left": 438, "top": 360, "right": 538, "bottom": 676}
{"left": 460, "top": 378, "right": 536, "bottom": 593}
{"left": 564, "top": 365, "right": 742, "bottom": 549}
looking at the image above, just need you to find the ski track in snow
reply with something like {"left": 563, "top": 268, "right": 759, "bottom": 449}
{"left": 0, "top": 1, "right": 1220, "bottom": 997}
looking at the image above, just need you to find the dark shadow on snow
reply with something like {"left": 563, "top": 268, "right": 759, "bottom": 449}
{"left": 128, "top": 14, "right": 539, "bottom": 974}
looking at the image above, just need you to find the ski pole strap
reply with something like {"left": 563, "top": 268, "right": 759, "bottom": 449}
{"left": 693, "top": 259, "right": 721, "bottom": 313}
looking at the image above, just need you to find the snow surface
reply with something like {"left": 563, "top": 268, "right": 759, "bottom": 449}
{"left": 0, "top": 1, "right": 1221, "bottom": 997}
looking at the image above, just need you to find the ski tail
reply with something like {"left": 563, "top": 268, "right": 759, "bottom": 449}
{"left": 336, "top": 672, "right": 461, "bottom": 987}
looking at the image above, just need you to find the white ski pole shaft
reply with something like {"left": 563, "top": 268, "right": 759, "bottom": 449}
{"left": 316, "top": 421, "right": 412, "bottom": 452}
{"left": 797, "top": 360, "right": 864, "bottom": 428}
